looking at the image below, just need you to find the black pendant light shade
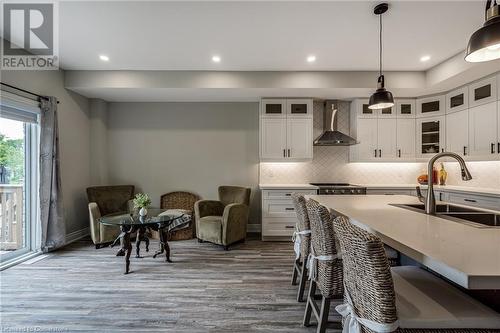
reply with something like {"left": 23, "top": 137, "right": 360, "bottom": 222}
{"left": 465, "top": 1, "right": 500, "bottom": 62}
{"left": 369, "top": 3, "right": 395, "bottom": 110}
{"left": 369, "top": 76, "right": 394, "bottom": 110}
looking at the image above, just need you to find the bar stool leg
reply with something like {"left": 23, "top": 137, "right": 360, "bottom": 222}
{"left": 291, "top": 257, "right": 300, "bottom": 285}
{"left": 303, "top": 279, "right": 316, "bottom": 327}
{"left": 317, "top": 297, "right": 331, "bottom": 333}
{"left": 297, "top": 257, "right": 308, "bottom": 302}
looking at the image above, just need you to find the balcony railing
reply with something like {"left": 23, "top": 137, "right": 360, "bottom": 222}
{"left": 0, "top": 185, "right": 24, "bottom": 251}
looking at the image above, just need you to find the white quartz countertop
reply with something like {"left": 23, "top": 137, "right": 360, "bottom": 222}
{"left": 308, "top": 194, "right": 500, "bottom": 290}
{"left": 259, "top": 184, "right": 318, "bottom": 190}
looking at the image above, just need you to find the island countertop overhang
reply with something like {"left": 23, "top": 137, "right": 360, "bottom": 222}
{"left": 307, "top": 194, "right": 500, "bottom": 290}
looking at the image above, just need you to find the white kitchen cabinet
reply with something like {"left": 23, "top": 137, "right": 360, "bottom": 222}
{"left": 468, "top": 102, "right": 498, "bottom": 157}
{"left": 286, "top": 118, "right": 313, "bottom": 159}
{"left": 396, "top": 118, "right": 416, "bottom": 159}
{"left": 498, "top": 101, "right": 500, "bottom": 157}
{"left": 378, "top": 106, "right": 396, "bottom": 118}
{"left": 261, "top": 98, "right": 286, "bottom": 117}
{"left": 416, "top": 116, "right": 445, "bottom": 157}
{"left": 260, "top": 98, "right": 313, "bottom": 161}
{"left": 377, "top": 118, "right": 397, "bottom": 159}
{"left": 353, "top": 99, "right": 377, "bottom": 118}
{"left": 446, "top": 86, "right": 469, "bottom": 114}
{"left": 396, "top": 99, "right": 416, "bottom": 118}
{"left": 261, "top": 188, "right": 317, "bottom": 240}
{"left": 354, "top": 118, "right": 378, "bottom": 160}
{"left": 446, "top": 109, "right": 469, "bottom": 156}
{"left": 286, "top": 99, "right": 313, "bottom": 117}
{"left": 417, "top": 95, "right": 445, "bottom": 118}
{"left": 260, "top": 118, "right": 287, "bottom": 159}
{"left": 469, "top": 76, "right": 497, "bottom": 108}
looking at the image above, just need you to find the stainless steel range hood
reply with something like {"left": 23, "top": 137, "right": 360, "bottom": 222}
{"left": 314, "top": 101, "right": 357, "bottom": 146}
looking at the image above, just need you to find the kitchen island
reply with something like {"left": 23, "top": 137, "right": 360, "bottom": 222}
{"left": 308, "top": 194, "right": 500, "bottom": 290}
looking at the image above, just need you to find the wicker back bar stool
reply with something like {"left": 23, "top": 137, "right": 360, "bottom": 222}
{"left": 303, "top": 199, "right": 343, "bottom": 333}
{"left": 332, "top": 215, "right": 500, "bottom": 333}
{"left": 290, "top": 193, "right": 312, "bottom": 302}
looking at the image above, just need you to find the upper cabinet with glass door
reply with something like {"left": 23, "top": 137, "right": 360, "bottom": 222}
{"left": 354, "top": 99, "right": 377, "bottom": 118}
{"left": 416, "top": 95, "right": 445, "bottom": 117}
{"left": 395, "top": 99, "right": 416, "bottom": 118}
{"left": 261, "top": 99, "right": 286, "bottom": 117}
{"left": 469, "top": 76, "right": 498, "bottom": 108}
{"left": 446, "top": 86, "right": 469, "bottom": 114}
{"left": 286, "top": 99, "right": 313, "bottom": 117}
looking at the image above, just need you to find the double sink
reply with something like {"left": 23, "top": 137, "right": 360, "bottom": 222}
{"left": 392, "top": 203, "right": 500, "bottom": 228}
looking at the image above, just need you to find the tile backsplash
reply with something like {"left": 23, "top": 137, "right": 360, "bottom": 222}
{"left": 260, "top": 100, "right": 500, "bottom": 189}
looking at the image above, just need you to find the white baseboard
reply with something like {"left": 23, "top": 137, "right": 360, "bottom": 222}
{"left": 247, "top": 223, "right": 261, "bottom": 233}
{"left": 65, "top": 227, "right": 90, "bottom": 244}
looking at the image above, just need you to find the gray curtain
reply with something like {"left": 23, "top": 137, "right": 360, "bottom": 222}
{"left": 40, "top": 97, "right": 65, "bottom": 252}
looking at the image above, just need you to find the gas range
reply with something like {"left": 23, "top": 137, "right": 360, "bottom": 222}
{"left": 310, "top": 183, "right": 367, "bottom": 195}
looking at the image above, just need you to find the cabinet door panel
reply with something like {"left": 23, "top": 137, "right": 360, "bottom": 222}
{"left": 356, "top": 118, "right": 378, "bottom": 160}
{"left": 287, "top": 118, "right": 313, "bottom": 159}
{"left": 469, "top": 76, "right": 497, "bottom": 108}
{"left": 417, "top": 116, "right": 445, "bottom": 156}
{"left": 261, "top": 99, "right": 286, "bottom": 117}
{"left": 286, "top": 99, "right": 313, "bottom": 117}
{"left": 468, "top": 102, "right": 497, "bottom": 156}
{"left": 260, "top": 118, "right": 287, "bottom": 159}
{"left": 377, "top": 118, "right": 397, "bottom": 159}
{"left": 446, "top": 109, "right": 469, "bottom": 156}
{"left": 396, "top": 118, "right": 415, "bottom": 159}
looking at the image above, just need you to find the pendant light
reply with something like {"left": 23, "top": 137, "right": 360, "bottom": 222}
{"left": 369, "top": 3, "right": 394, "bottom": 110}
{"left": 465, "top": 0, "right": 500, "bottom": 62}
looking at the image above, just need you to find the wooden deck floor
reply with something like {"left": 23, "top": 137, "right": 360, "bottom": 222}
{"left": 0, "top": 238, "right": 321, "bottom": 332}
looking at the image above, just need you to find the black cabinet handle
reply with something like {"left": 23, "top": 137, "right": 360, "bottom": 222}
{"left": 379, "top": 149, "right": 382, "bottom": 158}
{"left": 283, "top": 149, "right": 286, "bottom": 158}
{"left": 491, "top": 143, "right": 495, "bottom": 154}
{"left": 463, "top": 146, "right": 467, "bottom": 156}
{"left": 285, "top": 225, "right": 294, "bottom": 229}
{"left": 498, "top": 143, "right": 500, "bottom": 154}
{"left": 374, "top": 149, "right": 377, "bottom": 157}
{"left": 285, "top": 193, "right": 291, "bottom": 196}
{"left": 464, "top": 198, "right": 477, "bottom": 203}
{"left": 398, "top": 149, "right": 401, "bottom": 158}
{"left": 285, "top": 207, "right": 295, "bottom": 211}
{"left": 288, "top": 149, "right": 291, "bottom": 157}
{"left": 441, "top": 148, "right": 444, "bottom": 153}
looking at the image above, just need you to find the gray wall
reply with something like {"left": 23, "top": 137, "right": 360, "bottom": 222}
{"left": 106, "top": 102, "right": 261, "bottom": 225}
{"left": 2, "top": 70, "right": 91, "bottom": 235}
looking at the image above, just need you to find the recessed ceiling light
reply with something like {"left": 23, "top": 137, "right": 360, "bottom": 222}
{"left": 99, "top": 55, "right": 109, "bottom": 61}
{"left": 420, "top": 55, "right": 431, "bottom": 62}
{"left": 307, "top": 55, "right": 316, "bottom": 63}
{"left": 212, "top": 55, "right": 221, "bottom": 63}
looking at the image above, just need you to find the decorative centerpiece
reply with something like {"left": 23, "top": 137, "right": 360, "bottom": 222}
{"left": 133, "top": 193, "right": 151, "bottom": 217}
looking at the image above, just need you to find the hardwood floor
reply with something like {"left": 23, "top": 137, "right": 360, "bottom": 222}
{"left": 0, "top": 238, "right": 321, "bottom": 332}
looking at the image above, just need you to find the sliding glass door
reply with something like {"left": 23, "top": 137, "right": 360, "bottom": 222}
{"left": 0, "top": 92, "right": 40, "bottom": 263}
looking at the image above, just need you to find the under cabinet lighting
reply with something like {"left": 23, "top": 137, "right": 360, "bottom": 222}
{"left": 212, "top": 55, "right": 221, "bottom": 63}
{"left": 99, "top": 55, "right": 109, "bottom": 61}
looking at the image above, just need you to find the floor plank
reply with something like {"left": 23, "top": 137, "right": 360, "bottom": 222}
{"left": 0, "top": 238, "right": 322, "bottom": 332}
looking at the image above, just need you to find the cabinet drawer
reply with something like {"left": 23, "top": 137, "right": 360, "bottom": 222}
{"left": 262, "top": 189, "right": 316, "bottom": 200}
{"left": 447, "top": 193, "right": 500, "bottom": 211}
{"left": 262, "top": 218, "right": 296, "bottom": 236}
{"left": 263, "top": 200, "right": 297, "bottom": 217}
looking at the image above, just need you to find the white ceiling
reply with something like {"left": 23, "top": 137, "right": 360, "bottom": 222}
{"left": 58, "top": 1, "right": 484, "bottom": 71}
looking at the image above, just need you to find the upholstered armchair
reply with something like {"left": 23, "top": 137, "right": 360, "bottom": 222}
{"left": 87, "top": 185, "right": 135, "bottom": 248}
{"left": 195, "top": 186, "right": 251, "bottom": 250}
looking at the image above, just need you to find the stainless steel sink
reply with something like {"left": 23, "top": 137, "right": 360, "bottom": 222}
{"left": 396, "top": 203, "right": 480, "bottom": 213}
{"left": 391, "top": 203, "right": 500, "bottom": 228}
